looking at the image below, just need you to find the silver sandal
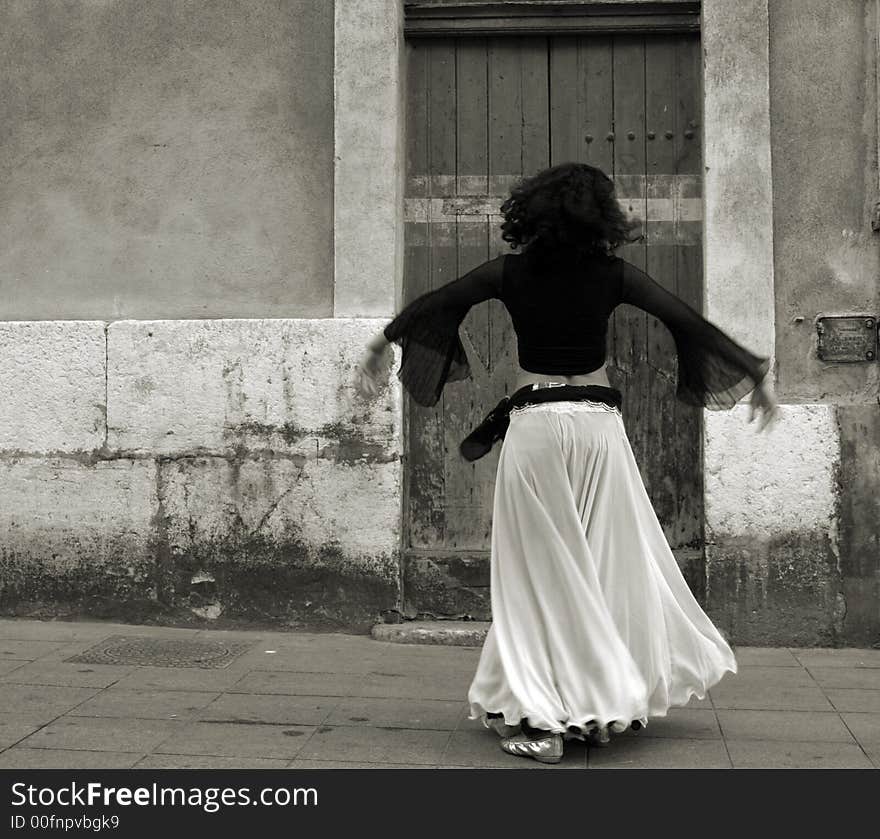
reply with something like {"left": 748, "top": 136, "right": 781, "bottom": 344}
{"left": 500, "top": 731, "right": 564, "bottom": 764}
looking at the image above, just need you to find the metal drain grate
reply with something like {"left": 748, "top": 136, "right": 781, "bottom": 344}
{"left": 65, "top": 635, "right": 253, "bottom": 669}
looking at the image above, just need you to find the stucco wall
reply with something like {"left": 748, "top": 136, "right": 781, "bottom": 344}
{"left": 0, "top": 0, "right": 334, "bottom": 320}
{"left": 0, "top": 1, "right": 406, "bottom": 630}
{"left": 0, "top": 320, "right": 403, "bottom": 629}
{"left": 767, "top": 0, "right": 880, "bottom": 644}
{"left": 769, "top": 0, "right": 880, "bottom": 404}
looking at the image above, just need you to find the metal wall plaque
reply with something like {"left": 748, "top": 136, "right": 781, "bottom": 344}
{"left": 816, "top": 316, "right": 877, "bottom": 362}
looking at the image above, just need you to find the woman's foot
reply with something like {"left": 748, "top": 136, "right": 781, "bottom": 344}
{"left": 586, "top": 725, "right": 610, "bottom": 747}
{"left": 500, "top": 731, "right": 564, "bottom": 764}
{"left": 483, "top": 716, "right": 522, "bottom": 738}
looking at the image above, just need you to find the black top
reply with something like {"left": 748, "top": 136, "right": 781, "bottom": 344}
{"left": 383, "top": 250, "right": 770, "bottom": 409}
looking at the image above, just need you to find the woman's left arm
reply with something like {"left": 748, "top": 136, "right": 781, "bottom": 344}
{"left": 354, "top": 331, "right": 393, "bottom": 400}
{"left": 618, "top": 258, "right": 779, "bottom": 428}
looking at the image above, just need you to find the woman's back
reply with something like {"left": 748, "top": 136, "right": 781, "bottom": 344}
{"left": 501, "top": 248, "right": 620, "bottom": 389}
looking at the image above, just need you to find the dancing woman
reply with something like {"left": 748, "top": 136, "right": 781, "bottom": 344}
{"left": 356, "top": 162, "right": 778, "bottom": 764}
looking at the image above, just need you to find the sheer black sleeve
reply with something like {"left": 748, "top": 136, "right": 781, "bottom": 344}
{"left": 383, "top": 255, "right": 505, "bottom": 407}
{"left": 617, "top": 258, "right": 771, "bottom": 409}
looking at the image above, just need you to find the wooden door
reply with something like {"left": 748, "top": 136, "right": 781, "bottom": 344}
{"left": 402, "top": 33, "right": 705, "bottom": 618}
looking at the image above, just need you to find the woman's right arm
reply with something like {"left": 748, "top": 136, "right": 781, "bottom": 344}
{"left": 355, "top": 255, "right": 505, "bottom": 407}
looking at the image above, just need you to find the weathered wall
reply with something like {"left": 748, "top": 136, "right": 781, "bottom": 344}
{"left": 767, "top": 0, "right": 879, "bottom": 644}
{"left": 0, "top": 320, "right": 403, "bottom": 629}
{"left": 335, "top": 0, "right": 405, "bottom": 317}
{"left": 0, "top": 1, "right": 407, "bottom": 630}
{"left": 698, "top": 0, "right": 879, "bottom": 646}
{"left": 770, "top": 0, "right": 880, "bottom": 403}
{"left": 704, "top": 406, "right": 843, "bottom": 645}
{"left": 0, "top": 0, "right": 334, "bottom": 320}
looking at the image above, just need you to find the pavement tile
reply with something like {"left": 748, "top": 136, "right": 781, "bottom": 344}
{"left": 198, "top": 693, "right": 337, "bottom": 726}
{"left": 0, "top": 621, "right": 120, "bottom": 642}
{"left": 0, "top": 684, "right": 100, "bottom": 723}
{"left": 808, "top": 668, "right": 880, "bottom": 690}
{"left": 710, "top": 684, "right": 834, "bottom": 711}
{"left": 14, "top": 640, "right": 111, "bottom": 665}
{"left": 21, "top": 717, "right": 183, "bottom": 753}
{"left": 376, "top": 642, "right": 482, "bottom": 662}
{"left": 193, "top": 630, "right": 372, "bottom": 648}
{"left": 0, "top": 718, "right": 44, "bottom": 750}
{"left": 0, "top": 661, "right": 136, "bottom": 688}
{"left": 840, "top": 713, "right": 880, "bottom": 746}
{"left": 624, "top": 708, "right": 721, "bottom": 740}
{"left": 229, "top": 671, "right": 362, "bottom": 697}
{"left": 588, "top": 737, "right": 731, "bottom": 768}
{"left": 825, "top": 689, "right": 880, "bottom": 713}
{"left": 794, "top": 648, "right": 880, "bottom": 669}
{"left": 0, "top": 748, "right": 143, "bottom": 769}
{"left": 357, "top": 672, "right": 471, "bottom": 701}
{"left": 110, "top": 666, "right": 251, "bottom": 692}
{"left": 861, "top": 744, "right": 880, "bottom": 768}
{"left": 288, "top": 759, "right": 434, "bottom": 769}
{"left": 153, "top": 722, "right": 317, "bottom": 760}
{"left": 732, "top": 648, "right": 802, "bottom": 667}
{"left": 379, "top": 649, "right": 481, "bottom": 674}
{"left": 71, "top": 689, "right": 222, "bottom": 720}
{"left": 727, "top": 740, "right": 874, "bottom": 769}
{"left": 441, "top": 730, "right": 586, "bottom": 769}
{"left": 296, "top": 725, "right": 450, "bottom": 766}
{"left": 230, "top": 648, "right": 387, "bottom": 674}
{"left": 325, "top": 698, "right": 465, "bottom": 731}
{"left": 0, "top": 640, "right": 69, "bottom": 661}
{"left": 0, "top": 621, "right": 200, "bottom": 642}
{"left": 712, "top": 666, "right": 816, "bottom": 688}
{"left": 135, "top": 754, "right": 289, "bottom": 769}
{"left": 717, "top": 710, "right": 854, "bottom": 742}
{"left": 0, "top": 660, "right": 27, "bottom": 677}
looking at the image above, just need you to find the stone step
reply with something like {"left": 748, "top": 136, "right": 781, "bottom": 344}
{"left": 371, "top": 620, "right": 489, "bottom": 647}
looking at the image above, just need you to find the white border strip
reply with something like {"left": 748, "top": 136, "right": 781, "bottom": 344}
{"left": 702, "top": 0, "right": 776, "bottom": 367}
{"left": 334, "top": 0, "right": 404, "bottom": 318}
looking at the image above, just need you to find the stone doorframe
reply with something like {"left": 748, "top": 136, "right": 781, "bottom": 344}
{"left": 333, "top": 0, "right": 778, "bottom": 614}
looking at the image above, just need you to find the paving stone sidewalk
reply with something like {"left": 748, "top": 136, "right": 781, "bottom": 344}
{"left": 0, "top": 619, "right": 877, "bottom": 769}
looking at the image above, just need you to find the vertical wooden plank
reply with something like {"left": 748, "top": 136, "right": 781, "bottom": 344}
{"left": 488, "top": 34, "right": 523, "bottom": 393}
{"left": 581, "top": 36, "right": 614, "bottom": 173}
{"left": 488, "top": 36, "right": 523, "bottom": 198}
{"left": 409, "top": 38, "right": 457, "bottom": 550}
{"left": 549, "top": 36, "right": 580, "bottom": 163}
{"left": 447, "top": 37, "right": 491, "bottom": 549}
{"left": 406, "top": 43, "right": 428, "bottom": 206}
{"left": 428, "top": 39, "right": 457, "bottom": 202}
{"left": 456, "top": 36, "right": 491, "bottom": 379}
{"left": 645, "top": 35, "right": 677, "bottom": 380}
{"left": 672, "top": 33, "right": 704, "bottom": 550}
{"left": 403, "top": 41, "right": 440, "bottom": 553}
{"left": 580, "top": 35, "right": 616, "bottom": 366}
{"left": 611, "top": 33, "right": 649, "bottom": 460}
{"left": 643, "top": 34, "right": 679, "bottom": 542}
{"left": 521, "top": 37, "right": 550, "bottom": 175}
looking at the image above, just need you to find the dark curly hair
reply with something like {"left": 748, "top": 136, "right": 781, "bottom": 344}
{"left": 500, "top": 162, "right": 639, "bottom": 257}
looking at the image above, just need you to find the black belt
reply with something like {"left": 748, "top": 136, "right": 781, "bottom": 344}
{"left": 459, "top": 383, "right": 623, "bottom": 462}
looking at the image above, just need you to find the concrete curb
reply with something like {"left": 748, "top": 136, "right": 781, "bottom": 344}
{"left": 371, "top": 621, "right": 489, "bottom": 647}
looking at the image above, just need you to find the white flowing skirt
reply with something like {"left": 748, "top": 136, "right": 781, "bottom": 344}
{"left": 467, "top": 401, "right": 737, "bottom": 737}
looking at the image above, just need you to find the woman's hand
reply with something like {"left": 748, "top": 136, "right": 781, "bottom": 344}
{"left": 747, "top": 378, "right": 779, "bottom": 432}
{"left": 354, "top": 335, "right": 392, "bottom": 400}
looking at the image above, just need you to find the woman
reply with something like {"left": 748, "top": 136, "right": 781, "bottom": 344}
{"left": 356, "top": 162, "right": 778, "bottom": 764}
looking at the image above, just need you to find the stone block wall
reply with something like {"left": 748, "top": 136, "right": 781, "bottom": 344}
{"left": 0, "top": 320, "right": 403, "bottom": 630}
